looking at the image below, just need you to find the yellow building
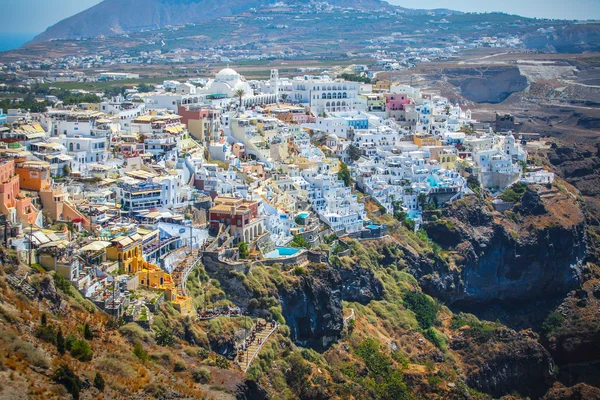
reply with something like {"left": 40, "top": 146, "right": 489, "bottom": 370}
{"left": 414, "top": 135, "right": 443, "bottom": 148}
{"left": 439, "top": 152, "right": 458, "bottom": 170}
{"left": 107, "top": 233, "right": 193, "bottom": 314}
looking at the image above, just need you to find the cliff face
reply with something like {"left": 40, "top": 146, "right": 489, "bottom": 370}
{"left": 447, "top": 66, "right": 529, "bottom": 103}
{"left": 202, "top": 254, "right": 382, "bottom": 352}
{"left": 280, "top": 265, "right": 382, "bottom": 351}
{"left": 412, "top": 188, "right": 587, "bottom": 305}
{"left": 453, "top": 328, "right": 555, "bottom": 398}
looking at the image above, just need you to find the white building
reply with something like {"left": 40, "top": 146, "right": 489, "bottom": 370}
{"left": 291, "top": 75, "right": 360, "bottom": 114}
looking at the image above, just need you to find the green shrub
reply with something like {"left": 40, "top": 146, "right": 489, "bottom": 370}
{"left": 301, "top": 348, "right": 322, "bottom": 364}
{"left": 290, "top": 235, "right": 310, "bottom": 249}
{"left": 192, "top": 367, "right": 211, "bottom": 383}
{"left": 174, "top": 359, "right": 187, "bottom": 372}
{"left": 35, "top": 323, "right": 57, "bottom": 344}
{"left": 133, "top": 341, "right": 150, "bottom": 361}
{"left": 543, "top": 312, "right": 565, "bottom": 335}
{"left": 197, "top": 347, "right": 210, "bottom": 360}
{"left": 215, "top": 356, "right": 230, "bottom": 369}
{"left": 423, "top": 328, "right": 447, "bottom": 350}
{"left": 500, "top": 182, "right": 528, "bottom": 203}
{"left": 404, "top": 292, "right": 437, "bottom": 329}
{"left": 70, "top": 340, "right": 93, "bottom": 362}
{"left": 293, "top": 266, "right": 307, "bottom": 276}
{"left": 54, "top": 273, "right": 72, "bottom": 295}
{"left": 238, "top": 242, "right": 249, "bottom": 259}
{"left": 354, "top": 339, "right": 410, "bottom": 400}
{"left": 155, "top": 327, "right": 175, "bottom": 347}
{"left": 65, "top": 334, "right": 76, "bottom": 351}
{"left": 53, "top": 365, "right": 82, "bottom": 400}
{"left": 465, "top": 323, "right": 499, "bottom": 343}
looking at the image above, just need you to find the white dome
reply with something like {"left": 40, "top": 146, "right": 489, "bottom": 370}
{"left": 216, "top": 68, "right": 240, "bottom": 82}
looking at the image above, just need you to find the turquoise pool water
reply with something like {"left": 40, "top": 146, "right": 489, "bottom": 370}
{"left": 265, "top": 247, "right": 301, "bottom": 259}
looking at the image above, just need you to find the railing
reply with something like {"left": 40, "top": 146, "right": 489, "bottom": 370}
{"left": 243, "top": 322, "right": 278, "bottom": 373}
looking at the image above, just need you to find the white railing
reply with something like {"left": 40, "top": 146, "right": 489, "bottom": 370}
{"left": 243, "top": 322, "right": 279, "bottom": 373}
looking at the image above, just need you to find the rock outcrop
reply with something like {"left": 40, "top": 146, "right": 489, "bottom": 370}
{"left": 447, "top": 66, "right": 529, "bottom": 103}
{"left": 452, "top": 327, "right": 555, "bottom": 398}
{"left": 203, "top": 254, "right": 382, "bottom": 351}
{"left": 413, "top": 188, "right": 587, "bottom": 305}
{"left": 280, "top": 265, "right": 383, "bottom": 351}
{"left": 543, "top": 382, "right": 600, "bottom": 400}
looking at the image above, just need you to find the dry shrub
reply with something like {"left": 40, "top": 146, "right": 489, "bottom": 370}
{"left": 96, "top": 354, "right": 136, "bottom": 378}
{"left": 118, "top": 323, "right": 153, "bottom": 343}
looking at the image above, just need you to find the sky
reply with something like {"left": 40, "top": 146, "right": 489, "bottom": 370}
{"left": 1, "top": 0, "right": 599, "bottom": 35}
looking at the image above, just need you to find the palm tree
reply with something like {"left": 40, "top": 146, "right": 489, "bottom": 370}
{"left": 234, "top": 89, "right": 246, "bottom": 109}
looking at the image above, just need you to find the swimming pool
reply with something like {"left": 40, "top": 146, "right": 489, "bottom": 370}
{"left": 264, "top": 247, "right": 302, "bottom": 259}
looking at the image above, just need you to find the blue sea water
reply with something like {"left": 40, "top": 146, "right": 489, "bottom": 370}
{"left": 0, "top": 33, "right": 38, "bottom": 52}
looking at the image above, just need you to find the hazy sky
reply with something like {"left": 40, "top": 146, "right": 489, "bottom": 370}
{"left": 2, "top": 0, "right": 599, "bottom": 34}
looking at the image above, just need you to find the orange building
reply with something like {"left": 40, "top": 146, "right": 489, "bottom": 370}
{"left": 39, "top": 185, "right": 90, "bottom": 229}
{"left": 14, "top": 158, "right": 51, "bottom": 191}
{"left": 414, "top": 135, "right": 443, "bottom": 148}
{"left": 0, "top": 159, "right": 42, "bottom": 226}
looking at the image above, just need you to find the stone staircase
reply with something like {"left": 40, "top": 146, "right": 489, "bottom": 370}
{"left": 6, "top": 274, "right": 36, "bottom": 298}
{"left": 236, "top": 319, "right": 278, "bottom": 373}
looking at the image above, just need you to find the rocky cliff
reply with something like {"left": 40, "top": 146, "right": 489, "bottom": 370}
{"left": 452, "top": 327, "right": 555, "bottom": 398}
{"left": 447, "top": 66, "right": 529, "bottom": 104}
{"left": 410, "top": 187, "right": 587, "bottom": 305}
{"left": 280, "top": 265, "right": 382, "bottom": 351}
{"left": 202, "top": 256, "right": 382, "bottom": 351}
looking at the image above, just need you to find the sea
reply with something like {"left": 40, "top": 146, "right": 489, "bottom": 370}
{"left": 0, "top": 33, "right": 38, "bottom": 52}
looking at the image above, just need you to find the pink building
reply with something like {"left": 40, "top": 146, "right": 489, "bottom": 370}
{"left": 0, "top": 159, "right": 42, "bottom": 226}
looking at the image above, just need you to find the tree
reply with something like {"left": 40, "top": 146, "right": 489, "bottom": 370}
{"left": 238, "top": 242, "right": 249, "bottom": 259}
{"left": 234, "top": 89, "right": 246, "bottom": 109}
{"left": 290, "top": 235, "right": 310, "bottom": 249}
{"left": 83, "top": 323, "right": 93, "bottom": 340}
{"left": 137, "top": 83, "right": 155, "bottom": 93}
{"left": 53, "top": 365, "right": 82, "bottom": 400}
{"left": 56, "top": 328, "right": 66, "bottom": 355}
{"left": 280, "top": 93, "right": 288, "bottom": 102}
{"left": 467, "top": 174, "right": 482, "bottom": 198}
{"left": 41, "top": 313, "right": 47, "bottom": 326}
{"left": 94, "top": 373, "right": 105, "bottom": 392}
{"left": 348, "top": 144, "right": 361, "bottom": 161}
{"left": 338, "top": 162, "right": 352, "bottom": 187}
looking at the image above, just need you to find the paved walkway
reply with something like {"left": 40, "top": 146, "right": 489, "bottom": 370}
{"left": 171, "top": 248, "right": 202, "bottom": 297}
{"left": 236, "top": 319, "right": 278, "bottom": 372}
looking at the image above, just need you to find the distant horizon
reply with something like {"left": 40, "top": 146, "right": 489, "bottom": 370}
{"left": 1, "top": 0, "right": 599, "bottom": 51}
{"left": 0, "top": 32, "right": 38, "bottom": 52}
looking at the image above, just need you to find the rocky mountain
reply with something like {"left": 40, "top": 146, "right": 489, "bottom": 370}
{"left": 30, "top": 0, "right": 396, "bottom": 44}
